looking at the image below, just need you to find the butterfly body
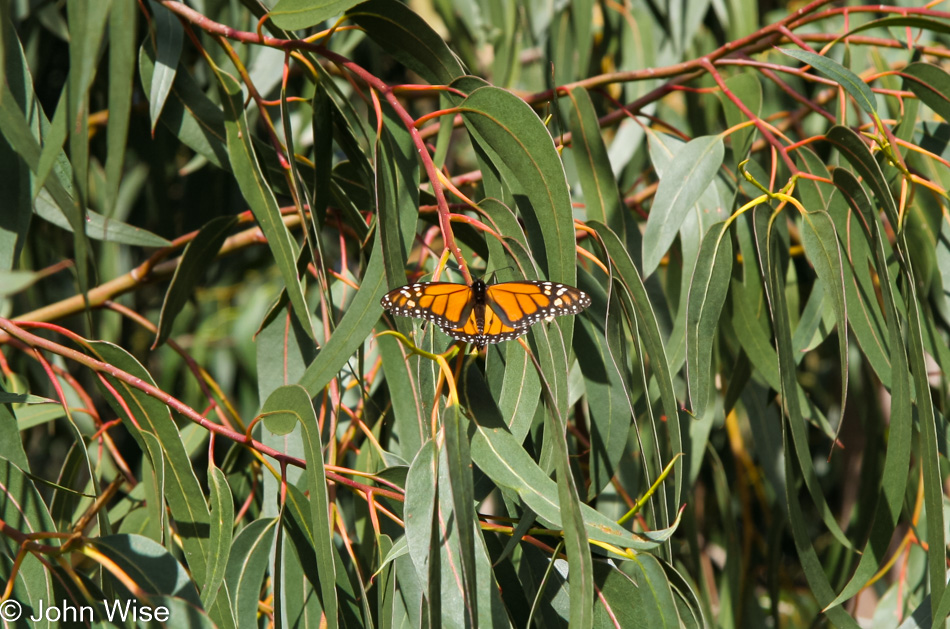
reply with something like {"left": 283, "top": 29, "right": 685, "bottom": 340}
{"left": 381, "top": 278, "right": 591, "bottom": 348}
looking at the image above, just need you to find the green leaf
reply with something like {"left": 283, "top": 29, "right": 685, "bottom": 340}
{"left": 825, "top": 125, "right": 900, "bottom": 233}
{"left": 32, "top": 189, "right": 170, "bottom": 246}
{"left": 140, "top": 431, "right": 167, "bottom": 543}
{"left": 442, "top": 403, "right": 478, "bottom": 627}
{"left": 627, "top": 554, "right": 686, "bottom": 627}
{"left": 591, "top": 220, "right": 682, "bottom": 510}
{"left": 830, "top": 168, "right": 892, "bottom": 385}
{"left": 270, "top": 0, "right": 364, "bottom": 30}
{"left": 104, "top": 0, "right": 136, "bottom": 214}
{"left": 902, "top": 257, "right": 946, "bottom": 620}
{"left": 405, "top": 440, "right": 437, "bottom": 597}
{"left": 836, "top": 15, "right": 950, "bottom": 43}
{"left": 779, "top": 48, "right": 877, "bottom": 116}
{"left": 753, "top": 207, "right": 852, "bottom": 550}
{"left": 0, "top": 458, "right": 56, "bottom": 623}
{"left": 225, "top": 518, "right": 278, "bottom": 628}
{"left": 138, "top": 40, "right": 228, "bottom": 169}
{"left": 377, "top": 100, "right": 420, "bottom": 300}
{"left": 376, "top": 331, "right": 426, "bottom": 460}
{"left": 91, "top": 534, "right": 203, "bottom": 604}
{"left": 0, "top": 404, "right": 29, "bottom": 469}
{"left": 0, "top": 270, "right": 43, "bottom": 297}
{"left": 902, "top": 62, "right": 950, "bottom": 122}
{"left": 349, "top": 0, "right": 465, "bottom": 86}
{"left": 299, "top": 233, "right": 386, "bottom": 395}
{"left": 0, "top": 15, "right": 91, "bottom": 298}
{"left": 146, "top": 0, "right": 181, "bottom": 131}
{"left": 262, "top": 385, "right": 339, "bottom": 627}
{"left": 642, "top": 135, "right": 724, "bottom": 276}
{"left": 468, "top": 409, "right": 681, "bottom": 550}
{"left": 686, "top": 221, "right": 732, "bottom": 417}
{"left": 799, "top": 210, "right": 848, "bottom": 416}
{"left": 89, "top": 341, "right": 213, "bottom": 585}
{"left": 67, "top": 0, "right": 111, "bottom": 296}
{"left": 154, "top": 215, "right": 238, "bottom": 348}
{"left": 214, "top": 68, "right": 315, "bottom": 339}
{"left": 784, "top": 448, "right": 862, "bottom": 628}
{"left": 565, "top": 86, "right": 625, "bottom": 234}
{"left": 456, "top": 85, "right": 576, "bottom": 286}
{"left": 0, "top": 14, "right": 32, "bottom": 270}
{"left": 826, "top": 168, "right": 911, "bottom": 610}
{"left": 202, "top": 464, "right": 234, "bottom": 610}
{"left": 593, "top": 561, "right": 643, "bottom": 627}
{"left": 575, "top": 317, "right": 629, "bottom": 499}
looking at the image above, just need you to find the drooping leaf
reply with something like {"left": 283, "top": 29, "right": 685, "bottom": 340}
{"left": 902, "top": 62, "right": 950, "bottom": 122}
{"left": 642, "top": 135, "right": 724, "bottom": 276}
{"left": 271, "top": 0, "right": 364, "bottom": 30}
{"left": 799, "top": 210, "right": 848, "bottom": 415}
{"left": 686, "top": 221, "right": 732, "bottom": 418}
{"left": 147, "top": 0, "right": 182, "bottom": 131}
{"left": 262, "top": 386, "right": 339, "bottom": 627}
{"left": 779, "top": 48, "right": 877, "bottom": 116}
{"left": 456, "top": 85, "right": 576, "bottom": 286}
{"left": 154, "top": 215, "right": 238, "bottom": 348}
{"left": 214, "top": 68, "right": 315, "bottom": 340}
{"left": 349, "top": 0, "right": 465, "bottom": 86}
{"left": 224, "top": 518, "right": 279, "bottom": 627}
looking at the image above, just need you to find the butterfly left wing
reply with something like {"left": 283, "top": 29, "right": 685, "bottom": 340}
{"left": 485, "top": 281, "right": 591, "bottom": 328}
{"left": 380, "top": 282, "right": 475, "bottom": 330}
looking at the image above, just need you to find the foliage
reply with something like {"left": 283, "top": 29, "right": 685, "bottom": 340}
{"left": 2, "top": 0, "right": 950, "bottom": 626}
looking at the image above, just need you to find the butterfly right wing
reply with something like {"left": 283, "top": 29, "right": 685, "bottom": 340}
{"left": 380, "top": 282, "right": 475, "bottom": 330}
{"left": 443, "top": 305, "right": 529, "bottom": 348}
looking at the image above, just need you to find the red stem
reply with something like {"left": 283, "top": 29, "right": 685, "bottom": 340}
{"left": 0, "top": 317, "right": 404, "bottom": 503}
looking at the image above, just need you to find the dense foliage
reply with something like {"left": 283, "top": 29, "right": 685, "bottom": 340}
{"left": 2, "top": 0, "right": 950, "bottom": 626}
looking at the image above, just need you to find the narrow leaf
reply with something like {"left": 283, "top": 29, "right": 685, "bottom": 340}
{"left": 214, "top": 68, "right": 315, "bottom": 339}
{"left": 686, "top": 221, "right": 733, "bottom": 417}
{"left": 271, "top": 0, "right": 363, "bottom": 30}
{"left": 825, "top": 125, "right": 900, "bottom": 229}
{"left": 202, "top": 464, "right": 234, "bottom": 609}
{"left": 566, "top": 86, "right": 625, "bottom": 234}
{"left": 262, "top": 385, "right": 339, "bottom": 628}
{"left": 154, "top": 215, "right": 237, "bottom": 348}
{"left": 456, "top": 85, "right": 576, "bottom": 285}
{"left": 349, "top": 0, "right": 465, "bottom": 86}
{"left": 902, "top": 62, "right": 950, "bottom": 122}
{"left": 779, "top": 48, "right": 877, "bottom": 116}
{"left": 799, "top": 210, "right": 848, "bottom": 416}
{"left": 224, "top": 518, "right": 279, "bottom": 627}
{"left": 299, "top": 233, "right": 386, "bottom": 395}
{"left": 147, "top": 0, "right": 182, "bottom": 131}
{"left": 642, "top": 135, "right": 724, "bottom": 276}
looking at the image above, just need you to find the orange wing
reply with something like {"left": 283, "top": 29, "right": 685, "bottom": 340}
{"left": 485, "top": 281, "right": 591, "bottom": 328}
{"left": 380, "top": 282, "right": 474, "bottom": 329}
{"left": 443, "top": 307, "right": 529, "bottom": 348}
{"left": 381, "top": 279, "right": 591, "bottom": 348}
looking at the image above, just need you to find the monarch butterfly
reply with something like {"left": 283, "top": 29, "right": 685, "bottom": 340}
{"left": 380, "top": 278, "right": 591, "bottom": 348}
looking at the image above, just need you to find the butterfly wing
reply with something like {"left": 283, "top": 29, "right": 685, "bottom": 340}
{"left": 443, "top": 306, "right": 529, "bottom": 347}
{"left": 380, "top": 282, "right": 475, "bottom": 329}
{"left": 381, "top": 279, "right": 590, "bottom": 348}
{"left": 485, "top": 281, "right": 591, "bottom": 328}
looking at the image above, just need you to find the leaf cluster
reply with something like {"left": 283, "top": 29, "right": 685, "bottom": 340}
{"left": 2, "top": 1, "right": 950, "bottom": 627}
